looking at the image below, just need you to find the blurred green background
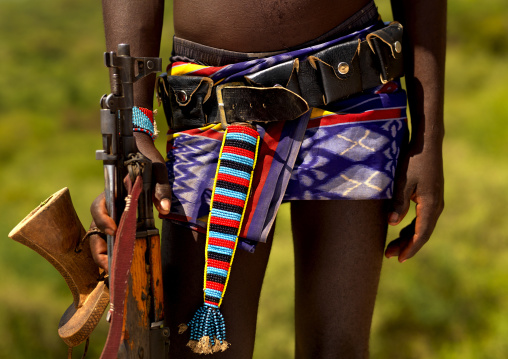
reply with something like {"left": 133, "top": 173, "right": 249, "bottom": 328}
{"left": 1, "top": 0, "right": 507, "bottom": 358}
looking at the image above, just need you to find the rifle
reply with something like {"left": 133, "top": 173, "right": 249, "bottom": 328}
{"left": 96, "top": 44, "right": 168, "bottom": 358}
{"left": 8, "top": 44, "right": 169, "bottom": 358}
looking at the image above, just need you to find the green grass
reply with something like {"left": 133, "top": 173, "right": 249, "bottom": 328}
{"left": 1, "top": 0, "right": 508, "bottom": 358}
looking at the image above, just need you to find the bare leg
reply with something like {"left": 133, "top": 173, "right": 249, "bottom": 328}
{"left": 291, "top": 200, "right": 388, "bottom": 359}
{"left": 161, "top": 220, "right": 273, "bottom": 359}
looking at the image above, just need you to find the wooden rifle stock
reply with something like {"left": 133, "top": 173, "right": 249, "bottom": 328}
{"left": 120, "top": 232, "right": 167, "bottom": 357}
{"left": 8, "top": 188, "right": 109, "bottom": 348}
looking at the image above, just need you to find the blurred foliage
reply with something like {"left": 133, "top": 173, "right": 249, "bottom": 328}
{"left": 448, "top": 0, "right": 508, "bottom": 56}
{"left": 1, "top": 0, "right": 507, "bottom": 358}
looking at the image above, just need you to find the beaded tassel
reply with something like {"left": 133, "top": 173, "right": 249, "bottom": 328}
{"left": 179, "top": 125, "right": 260, "bottom": 354}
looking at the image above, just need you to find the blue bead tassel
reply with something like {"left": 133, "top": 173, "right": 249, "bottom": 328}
{"left": 179, "top": 304, "right": 229, "bottom": 354}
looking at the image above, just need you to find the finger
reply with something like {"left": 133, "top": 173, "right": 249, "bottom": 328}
{"left": 398, "top": 198, "right": 441, "bottom": 262}
{"left": 388, "top": 187, "right": 411, "bottom": 226}
{"left": 152, "top": 162, "right": 171, "bottom": 215}
{"left": 153, "top": 184, "right": 171, "bottom": 214}
{"left": 89, "top": 232, "right": 109, "bottom": 273}
{"left": 389, "top": 159, "right": 411, "bottom": 226}
{"left": 385, "top": 218, "right": 416, "bottom": 259}
{"left": 384, "top": 238, "right": 403, "bottom": 258}
{"left": 90, "top": 193, "right": 117, "bottom": 236}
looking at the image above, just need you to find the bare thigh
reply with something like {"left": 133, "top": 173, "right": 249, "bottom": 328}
{"left": 291, "top": 200, "right": 388, "bottom": 359}
{"left": 161, "top": 220, "right": 273, "bottom": 359}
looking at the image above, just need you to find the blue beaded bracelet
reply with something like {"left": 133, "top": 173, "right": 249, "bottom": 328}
{"left": 133, "top": 106, "right": 157, "bottom": 140}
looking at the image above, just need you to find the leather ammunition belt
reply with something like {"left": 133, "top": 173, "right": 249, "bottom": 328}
{"left": 157, "top": 22, "right": 404, "bottom": 131}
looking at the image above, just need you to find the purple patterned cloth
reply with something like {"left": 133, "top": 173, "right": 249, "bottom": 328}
{"left": 163, "top": 23, "right": 408, "bottom": 249}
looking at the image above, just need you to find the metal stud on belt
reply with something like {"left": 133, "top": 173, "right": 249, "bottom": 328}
{"left": 394, "top": 41, "right": 402, "bottom": 54}
{"left": 337, "top": 62, "right": 350, "bottom": 75}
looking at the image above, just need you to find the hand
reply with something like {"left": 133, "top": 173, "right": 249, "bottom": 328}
{"left": 385, "top": 144, "right": 444, "bottom": 262}
{"left": 133, "top": 131, "right": 171, "bottom": 216}
{"left": 90, "top": 132, "right": 171, "bottom": 272}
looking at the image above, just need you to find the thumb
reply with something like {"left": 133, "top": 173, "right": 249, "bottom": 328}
{"left": 133, "top": 132, "right": 171, "bottom": 215}
{"left": 389, "top": 170, "right": 411, "bottom": 226}
{"left": 152, "top": 161, "right": 171, "bottom": 215}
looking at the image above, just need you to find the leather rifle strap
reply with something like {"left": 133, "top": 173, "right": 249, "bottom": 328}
{"left": 100, "top": 175, "right": 143, "bottom": 359}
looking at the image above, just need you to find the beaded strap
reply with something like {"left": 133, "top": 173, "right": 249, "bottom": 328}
{"left": 179, "top": 125, "right": 260, "bottom": 355}
{"left": 132, "top": 106, "right": 158, "bottom": 140}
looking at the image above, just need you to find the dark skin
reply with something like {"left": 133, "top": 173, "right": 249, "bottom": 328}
{"left": 91, "top": 0, "right": 446, "bottom": 357}
{"left": 174, "top": 0, "right": 371, "bottom": 52}
{"left": 385, "top": 0, "right": 446, "bottom": 261}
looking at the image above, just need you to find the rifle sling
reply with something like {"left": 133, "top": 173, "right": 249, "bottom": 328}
{"left": 100, "top": 175, "right": 143, "bottom": 359}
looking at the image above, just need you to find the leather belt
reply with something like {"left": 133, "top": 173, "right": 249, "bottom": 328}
{"left": 157, "top": 22, "right": 404, "bottom": 131}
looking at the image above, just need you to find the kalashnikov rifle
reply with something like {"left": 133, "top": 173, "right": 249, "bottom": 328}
{"left": 96, "top": 43, "right": 169, "bottom": 358}
{"left": 8, "top": 43, "right": 169, "bottom": 358}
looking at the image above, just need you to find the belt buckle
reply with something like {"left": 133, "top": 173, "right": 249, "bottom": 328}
{"left": 215, "top": 83, "right": 230, "bottom": 130}
{"left": 216, "top": 82, "right": 246, "bottom": 130}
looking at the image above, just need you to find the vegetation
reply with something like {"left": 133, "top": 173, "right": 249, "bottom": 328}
{"left": 1, "top": 0, "right": 507, "bottom": 357}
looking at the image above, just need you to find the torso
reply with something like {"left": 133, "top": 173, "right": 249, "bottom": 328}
{"left": 173, "top": 0, "right": 372, "bottom": 52}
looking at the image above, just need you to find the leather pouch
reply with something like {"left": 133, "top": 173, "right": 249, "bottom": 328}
{"left": 245, "top": 59, "right": 301, "bottom": 95}
{"left": 157, "top": 74, "right": 213, "bottom": 130}
{"left": 366, "top": 22, "right": 404, "bottom": 83}
{"left": 308, "top": 39, "right": 363, "bottom": 104}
